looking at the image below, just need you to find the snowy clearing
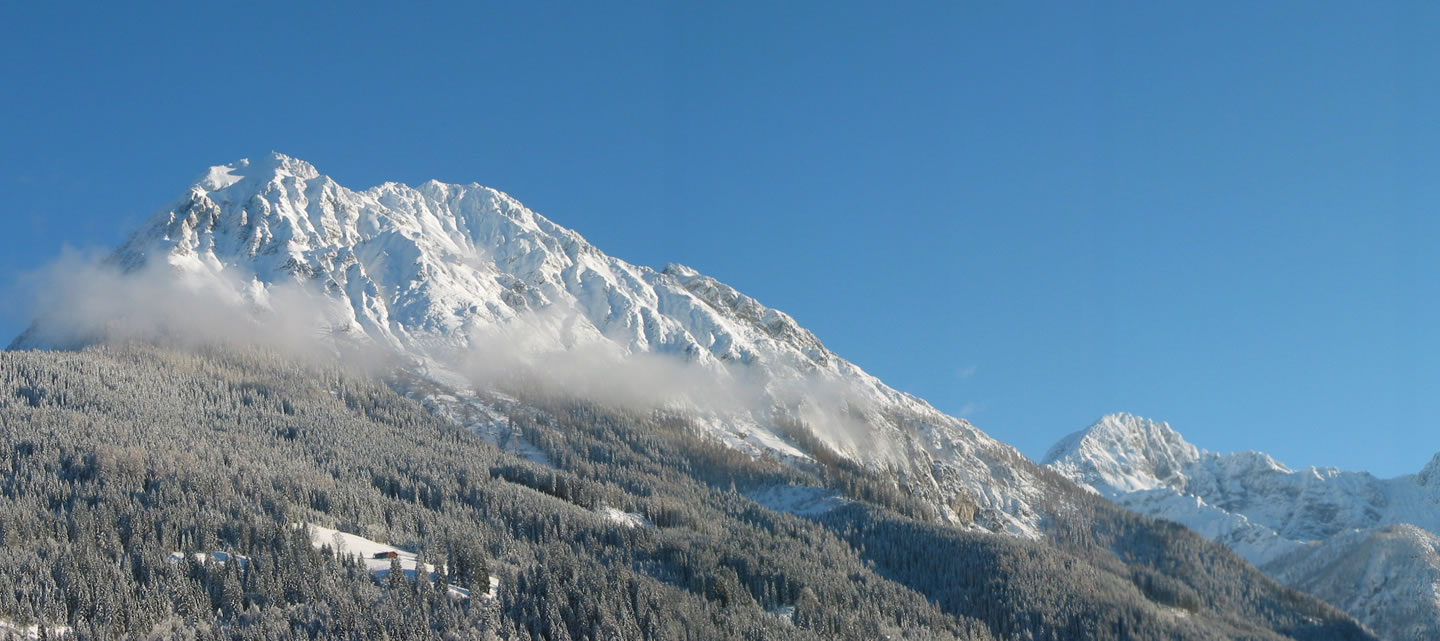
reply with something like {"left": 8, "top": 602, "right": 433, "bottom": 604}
{"left": 300, "top": 524, "right": 494, "bottom": 600}
{"left": 0, "top": 620, "right": 71, "bottom": 639}
{"left": 599, "top": 506, "right": 654, "bottom": 529}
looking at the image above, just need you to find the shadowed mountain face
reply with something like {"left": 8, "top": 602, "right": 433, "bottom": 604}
{"left": 1046, "top": 413, "right": 1440, "bottom": 640}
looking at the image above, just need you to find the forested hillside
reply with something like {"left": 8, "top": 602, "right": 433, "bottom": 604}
{"left": 0, "top": 345, "right": 1374, "bottom": 640}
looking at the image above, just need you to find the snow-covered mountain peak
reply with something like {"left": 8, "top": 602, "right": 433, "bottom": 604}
{"left": 251, "top": 152, "right": 321, "bottom": 180}
{"left": 1042, "top": 413, "right": 1201, "bottom": 494}
{"left": 195, "top": 153, "right": 320, "bottom": 191}
{"left": 16, "top": 154, "right": 1056, "bottom": 539}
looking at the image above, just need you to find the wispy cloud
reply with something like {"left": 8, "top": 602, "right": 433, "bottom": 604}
{"left": 14, "top": 249, "right": 915, "bottom": 465}
{"left": 11, "top": 248, "right": 390, "bottom": 371}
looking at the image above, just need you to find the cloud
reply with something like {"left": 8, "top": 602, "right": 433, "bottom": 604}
{"left": 10, "top": 248, "right": 916, "bottom": 467}
{"left": 449, "top": 301, "right": 904, "bottom": 461}
{"left": 453, "top": 304, "right": 753, "bottom": 414}
{"left": 10, "top": 248, "right": 389, "bottom": 370}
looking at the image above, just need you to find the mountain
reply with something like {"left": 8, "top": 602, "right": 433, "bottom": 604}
{"left": 14, "top": 152, "right": 1046, "bottom": 537}
{"left": 4, "top": 155, "right": 1381, "bottom": 640}
{"left": 1045, "top": 413, "right": 1440, "bottom": 640}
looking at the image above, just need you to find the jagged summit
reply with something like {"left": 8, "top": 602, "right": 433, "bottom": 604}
{"left": 1042, "top": 413, "right": 1201, "bottom": 494}
{"left": 195, "top": 153, "right": 320, "bottom": 191}
{"left": 15, "top": 154, "right": 1054, "bottom": 538}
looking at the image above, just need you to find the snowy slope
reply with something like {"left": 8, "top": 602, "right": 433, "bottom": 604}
{"left": 1044, "top": 413, "right": 1440, "bottom": 640}
{"left": 304, "top": 524, "right": 485, "bottom": 599}
{"left": 13, "top": 153, "right": 1050, "bottom": 538}
{"left": 1266, "top": 524, "right": 1440, "bottom": 641}
{"left": 0, "top": 620, "right": 72, "bottom": 640}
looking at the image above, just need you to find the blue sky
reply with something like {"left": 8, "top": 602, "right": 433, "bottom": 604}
{"left": 2, "top": 2, "right": 1436, "bottom": 477}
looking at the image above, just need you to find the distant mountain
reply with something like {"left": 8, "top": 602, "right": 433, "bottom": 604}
{"left": 1045, "top": 413, "right": 1440, "bottom": 640}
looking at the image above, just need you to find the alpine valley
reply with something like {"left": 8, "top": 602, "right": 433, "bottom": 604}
{"left": 1045, "top": 413, "right": 1440, "bottom": 641}
{"left": 0, "top": 154, "right": 1381, "bottom": 640}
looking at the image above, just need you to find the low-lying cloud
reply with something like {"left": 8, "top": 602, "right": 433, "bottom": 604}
{"left": 454, "top": 304, "right": 754, "bottom": 415}
{"left": 11, "top": 250, "right": 910, "bottom": 465}
{"left": 12, "top": 249, "right": 359, "bottom": 362}
{"left": 450, "top": 303, "right": 903, "bottom": 462}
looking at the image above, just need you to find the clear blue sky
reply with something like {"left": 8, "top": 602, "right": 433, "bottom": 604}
{"left": 2, "top": 2, "right": 1436, "bottom": 477}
